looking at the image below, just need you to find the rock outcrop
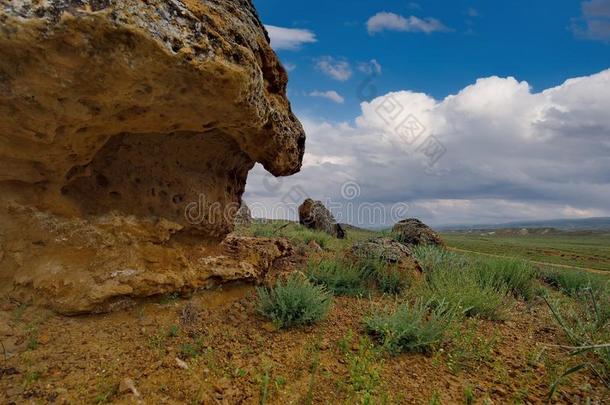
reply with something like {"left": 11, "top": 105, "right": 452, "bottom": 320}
{"left": 0, "top": 1, "right": 304, "bottom": 312}
{"left": 298, "top": 199, "right": 346, "bottom": 239}
{"left": 392, "top": 218, "right": 444, "bottom": 247}
{"left": 234, "top": 201, "right": 252, "bottom": 226}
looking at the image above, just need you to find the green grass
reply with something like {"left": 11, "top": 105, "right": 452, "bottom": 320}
{"left": 306, "top": 259, "right": 369, "bottom": 296}
{"left": 442, "top": 232, "right": 610, "bottom": 272}
{"left": 237, "top": 220, "right": 377, "bottom": 253}
{"left": 475, "top": 257, "right": 537, "bottom": 300}
{"left": 413, "top": 246, "right": 508, "bottom": 320}
{"left": 544, "top": 289, "right": 610, "bottom": 396}
{"left": 538, "top": 267, "right": 609, "bottom": 297}
{"left": 375, "top": 266, "right": 410, "bottom": 295}
{"left": 256, "top": 274, "right": 332, "bottom": 328}
{"left": 365, "top": 299, "right": 455, "bottom": 354}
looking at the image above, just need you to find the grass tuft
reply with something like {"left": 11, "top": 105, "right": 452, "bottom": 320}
{"left": 475, "top": 257, "right": 537, "bottom": 300}
{"left": 413, "top": 246, "right": 508, "bottom": 320}
{"left": 365, "top": 299, "right": 454, "bottom": 354}
{"left": 306, "top": 259, "right": 369, "bottom": 296}
{"left": 256, "top": 274, "right": 332, "bottom": 329}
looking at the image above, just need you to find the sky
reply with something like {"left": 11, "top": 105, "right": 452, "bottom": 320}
{"left": 243, "top": 0, "right": 610, "bottom": 228}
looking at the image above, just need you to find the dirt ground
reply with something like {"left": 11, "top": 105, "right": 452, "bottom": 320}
{"left": 1, "top": 281, "right": 607, "bottom": 404}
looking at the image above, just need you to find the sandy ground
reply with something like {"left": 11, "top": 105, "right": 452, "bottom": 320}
{"left": 1, "top": 282, "right": 607, "bottom": 404}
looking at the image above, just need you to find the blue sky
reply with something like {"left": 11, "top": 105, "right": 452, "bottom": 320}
{"left": 256, "top": 0, "right": 610, "bottom": 122}
{"left": 245, "top": 0, "right": 610, "bottom": 227}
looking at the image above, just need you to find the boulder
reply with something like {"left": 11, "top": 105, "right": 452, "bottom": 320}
{"left": 298, "top": 199, "right": 346, "bottom": 239}
{"left": 234, "top": 201, "right": 252, "bottom": 226}
{"left": 351, "top": 237, "right": 422, "bottom": 278}
{"left": 0, "top": 0, "right": 304, "bottom": 312}
{"left": 351, "top": 237, "right": 414, "bottom": 263}
{"left": 392, "top": 218, "right": 444, "bottom": 247}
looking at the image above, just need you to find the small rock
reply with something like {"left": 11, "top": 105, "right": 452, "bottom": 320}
{"left": 175, "top": 357, "right": 189, "bottom": 370}
{"left": 118, "top": 378, "right": 140, "bottom": 398}
{"left": 261, "top": 322, "right": 276, "bottom": 333}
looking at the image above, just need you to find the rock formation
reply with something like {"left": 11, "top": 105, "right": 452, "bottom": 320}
{"left": 298, "top": 199, "right": 346, "bottom": 239}
{"left": 234, "top": 201, "right": 252, "bottom": 226}
{"left": 392, "top": 218, "right": 444, "bottom": 247}
{"left": 350, "top": 237, "right": 422, "bottom": 279}
{"left": 0, "top": 0, "right": 304, "bottom": 313}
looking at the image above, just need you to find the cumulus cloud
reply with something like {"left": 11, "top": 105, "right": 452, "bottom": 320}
{"left": 244, "top": 69, "right": 610, "bottom": 227}
{"left": 358, "top": 59, "right": 382, "bottom": 75}
{"left": 572, "top": 0, "right": 610, "bottom": 41}
{"left": 264, "top": 25, "right": 317, "bottom": 50}
{"left": 367, "top": 12, "right": 451, "bottom": 35}
{"left": 315, "top": 56, "right": 352, "bottom": 81}
{"left": 309, "top": 90, "right": 345, "bottom": 104}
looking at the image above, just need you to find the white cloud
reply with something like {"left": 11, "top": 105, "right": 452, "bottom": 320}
{"left": 367, "top": 12, "right": 450, "bottom": 35}
{"left": 283, "top": 62, "right": 297, "bottom": 72}
{"left": 264, "top": 25, "right": 317, "bottom": 50}
{"left": 358, "top": 59, "right": 382, "bottom": 75}
{"left": 245, "top": 69, "right": 610, "bottom": 227}
{"left": 572, "top": 0, "right": 610, "bottom": 41}
{"left": 309, "top": 90, "right": 345, "bottom": 104}
{"left": 315, "top": 56, "right": 352, "bottom": 81}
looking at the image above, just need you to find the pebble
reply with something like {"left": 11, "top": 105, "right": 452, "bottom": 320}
{"left": 118, "top": 378, "right": 141, "bottom": 398}
{"left": 175, "top": 357, "right": 189, "bottom": 370}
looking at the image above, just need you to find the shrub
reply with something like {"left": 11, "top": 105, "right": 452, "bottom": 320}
{"left": 365, "top": 299, "right": 454, "bottom": 354}
{"left": 475, "top": 258, "right": 537, "bottom": 300}
{"left": 375, "top": 266, "right": 410, "bottom": 295}
{"left": 307, "top": 259, "right": 368, "bottom": 296}
{"left": 256, "top": 274, "right": 332, "bottom": 328}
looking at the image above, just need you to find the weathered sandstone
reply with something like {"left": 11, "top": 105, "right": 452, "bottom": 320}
{"left": 0, "top": 0, "right": 304, "bottom": 312}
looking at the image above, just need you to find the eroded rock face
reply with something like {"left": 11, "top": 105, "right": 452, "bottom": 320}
{"left": 298, "top": 199, "right": 346, "bottom": 239}
{"left": 0, "top": 1, "right": 305, "bottom": 312}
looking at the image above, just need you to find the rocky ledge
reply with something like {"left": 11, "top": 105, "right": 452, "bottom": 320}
{"left": 0, "top": 0, "right": 304, "bottom": 313}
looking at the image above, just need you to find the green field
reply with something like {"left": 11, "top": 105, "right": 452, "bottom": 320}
{"left": 442, "top": 232, "right": 610, "bottom": 272}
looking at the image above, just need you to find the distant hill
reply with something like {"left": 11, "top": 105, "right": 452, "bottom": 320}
{"left": 438, "top": 217, "right": 610, "bottom": 232}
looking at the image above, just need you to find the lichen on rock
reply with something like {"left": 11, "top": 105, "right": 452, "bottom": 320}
{"left": 0, "top": 0, "right": 305, "bottom": 313}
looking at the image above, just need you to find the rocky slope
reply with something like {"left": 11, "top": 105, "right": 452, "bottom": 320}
{"left": 0, "top": 0, "right": 304, "bottom": 313}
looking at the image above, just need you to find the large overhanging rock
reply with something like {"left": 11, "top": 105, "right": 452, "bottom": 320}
{"left": 0, "top": 1, "right": 305, "bottom": 312}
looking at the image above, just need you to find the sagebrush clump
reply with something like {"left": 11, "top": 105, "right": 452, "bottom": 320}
{"left": 256, "top": 274, "right": 332, "bottom": 328}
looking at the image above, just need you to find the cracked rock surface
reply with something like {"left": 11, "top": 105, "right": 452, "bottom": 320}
{"left": 0, "top": 0, "right": 304, "bottom": 313}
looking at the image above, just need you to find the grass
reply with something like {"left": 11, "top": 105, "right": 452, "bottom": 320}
{"left": 444, "top": 319, "right": 500, "bottom": 373}
{"left": 442, "top": 231, "right": 610, "bottom": 272}
{"left": 538, "top": 267, "right": 609, "bottom": 297}
{"left": 475, "top": 257, "right": 537, "bottom": 300}
{"left": 342, "top": 336, "right": 384, "bottom": 403}
{"left": 543, "top": 288, "right": 610, "bottom": 396}
{"left": 256, "top": 274, "right": 332, "bottom": 328}
{"left": 413, "top": 246, "right": 508, "bottom": 320}
{"left": 237, "top": 219, "right": 378, "bottom": 253}
{"left": 365, "top": 299, "right": 455, "bottom": 354}
{"left": 306, "top": 258, "right": 369, "bottom": 297}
